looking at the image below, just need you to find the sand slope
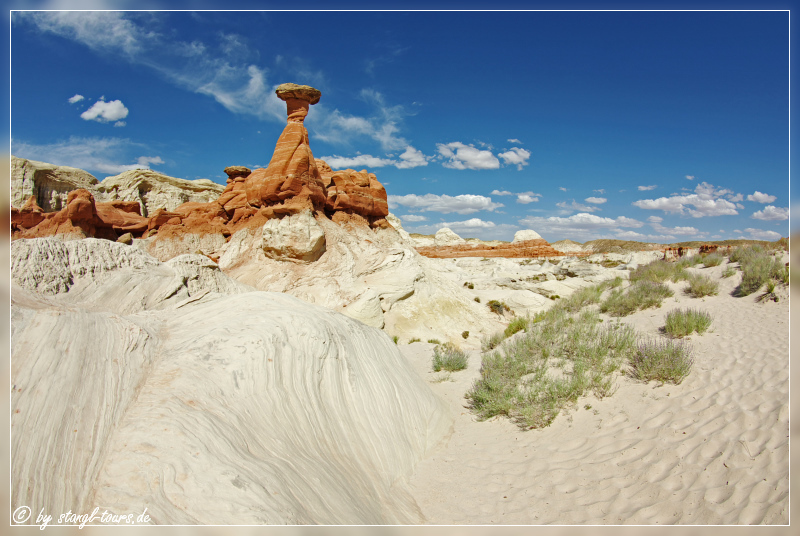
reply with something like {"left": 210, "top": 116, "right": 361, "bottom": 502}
{"left": 403, "top": 260, "right": 789, "bottom": 524}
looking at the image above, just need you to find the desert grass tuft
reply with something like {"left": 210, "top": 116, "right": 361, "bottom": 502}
{"left": 702, "top": 253, "right": 724, "bottom": 267}
{"left": 600, "top": 280, "right": 673, "bottom": 317}
{"left": 482, "top": 332, "right": 506, "bottom": 352}
{"left": 487, "top": 299, "right": 511, "bottom": 315}
{"left": 629, "top": 338, "right": 694, "bottom": 384}
{"left": 432, "top": 342, "right": 469, "bottom": 372}
{"left": 504, "top": 316, "right": 529, "bottom": 337}
{"left": 427, "top": 338, "right": 441, "bottom": 345}
{"left": 684, "top": 273, "right": 719, "bottom": 298}
{"left": 467, "top": 308, "right": 638, "bottom": 429}
{"left": 408, "top": 337, "right": 421, "bottom": 344}
{"left": 663, "top": 308, "right": 712, "bottom": 338}
{"left": 721, "top": 266, "right": 736, "bottom": 278}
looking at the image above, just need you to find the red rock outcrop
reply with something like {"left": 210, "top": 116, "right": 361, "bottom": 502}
{"left": 245, "top": 83, "right": 327, "bottom": 215}
{"left": 417, "top": 239, "right": 568, "bottom": 259}
{"left": 12, "top": 83, "right": 394, "bottom": 251}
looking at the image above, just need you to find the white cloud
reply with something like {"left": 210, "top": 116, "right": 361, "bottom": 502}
{"left": 584, "top": 197, "right": 607, "bottom": 204}
{"left": 557, "top": 199, "right": 601, "bottom": 213}
{"left": 320, "top": 145, "right": 428, "bottom": 170}
{"left": 632, "top": 181, "right": 740, "bottom": 217}
{"left": 743, "top": 228, "right": 782, "bottom": 241}
{"left": 80, "top": 98, "right": 129, "bottom": 123}
{"left": 593, "top": 189, "right": 606, "bottom": 194}
{"left": 11, "top": 136, "right": 163, "bottom": 175}
{"left": 751, "top": 205, "right": 789, "bottom": 221}
{"left": 497, "top": 147, "right": 531, "bottom": 170}
{"left": 388, "top": 193, "right": 504, "bottom": 214}
{"left": 68, "top": 94, "right": 84, "bottom": 104}
{"left": 638, "top": 185, "right": 657, "bottom": 191}
{"left": 320, "top": 154, "right": 396, "bottom": 169}
{"left": 649, "top": 220, "right": 699, "bottom": 236}
{"left": 518, "top": 213, "right": 644, "bottom": 242}
{"left": 507, "top": 138, "right": 522, "bottom": 144}
{"left": 747, "top": 191, "right": 777, "bottom": 203}
{"left": 396, "top": 146, "right": 429, "bottom": 169}
{"left": 517, "top": 194, "right": 540, "bottom": 204}
{"left": 437, "top": 142, "right": 500, "bottom": 170}
{"left": 647, "top": 215, "right": 663, "bottom": 223}
{"left": 492, "top": 189, "right": 540, "bottom": 204}
{"left": 686, "top": 175, "right": 695, "bottom": 180}
{"left": 558, "top": 187, "right": 568, "bottom": 192}
{"left": 400, "top": 214, "right": 428, "bottom": 222}
{"left": 114, "top": 121, "right": 126, "bottom": 127}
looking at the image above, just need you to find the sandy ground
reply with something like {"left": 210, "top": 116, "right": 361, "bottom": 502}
{"left": 402, "top": 259, "right": 790, "bottom": 525}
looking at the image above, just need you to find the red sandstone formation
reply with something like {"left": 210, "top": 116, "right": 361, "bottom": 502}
{"left": 417, "top": 239, "right": 568, "bottom": 259}
{"left": 11, "top": 83, "right": 393, "bottom": 246}
{"left": 245, "top": 83, "right": 327, "bottom": 215}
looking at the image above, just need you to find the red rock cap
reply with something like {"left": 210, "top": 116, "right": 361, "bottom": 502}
{"left": 275, "top": 83, "right": 321, "bottom": 105}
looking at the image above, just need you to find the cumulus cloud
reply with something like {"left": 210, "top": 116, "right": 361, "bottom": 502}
{"left": 557, "top": 199, "right": 601, "bottom": 213}
{"left": 638, "top": 185, "right": 657, "bottom": 191}
{"left": 747, "top": 191, "right": 777, "bottom": 203}
{"left": 400, "top": 214, "right": 428, "bottom": 222}
{"left": 507, "top": 138, "right": 522, "bottom": 144}
{"left": 80, "top": 98, "right": 129, "bottom": 123}
{"left": 584, "top": 197, "right": 607, "bottom": 204}
{"left": 518, "top": 213, "right": 644, "bottom": 242}
{"left": 395, "top": 146, "right": 429, "bottom": 169}
{"left": 320, "top": 145, "right": 428, "bottom": 170}
{"left": 649, "top": 219, "right": 699, "bottom": 236}
{"left": 68, "top": 94, "right": 84, "bottom": 104}
{"left": 497, "top": 147, "right": 531, "bottom": 170}
{"left": 437, "top": 142, "right": 500, "bottom": 170}
{"left": 388, "top": 193, "right": 504, "bottom": 214}
{"left": 632, "top": 181, "right": 741, "bottom": 217}
{"left": 492, "top": 189, "right": 541, "bottom": 204}
{"left": 743, "top": 228, "right": 783, "bottom": 241}
{"left": 686, "top": 175, "right": 695, "bottom": 180}
{"left": 11, "top": 136, "right": 163, "bottom": 175}
{"left": 751, "top": 205, "right": 789, "bottom": 221}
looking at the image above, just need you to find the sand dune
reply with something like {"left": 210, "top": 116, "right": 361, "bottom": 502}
{"left": 403, "top": 260, "right": 789, "bottom": 524}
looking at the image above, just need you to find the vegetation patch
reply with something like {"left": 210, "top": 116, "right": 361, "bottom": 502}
{"left": 721, "top": 266, "right": 736, "bottom": 278}
{"left": 432, "top": 342, "right": 469, "bottom": 372}
{"left": 702, "top": 253, "right": 724, "bottom": 267}
{"left": 408, "top": 337, "right": 421, "bottom": 344}
{"left": 600, "top": 281, "right": 673, "bottom": 317}
{"left": 487, "top": 299, "right": 511, "bottom": 315}
{"left": 467, "top": 309, "right": 638, "bottom": 429}
{"left": 629, "top": 338, "right": 694, "bottom": 384}
{"left": 482, "top": 331, "right": 506, "bottom": 352}
{"left": 504, "top": 316, "right": 529, "bottom": 338}
{"left": 427, "top": 338, "right": 441, "bottom": 345}
{"left": 663, "top": 308, "right": 712, "bottom": 338}
{"left": 685, "top": 274, "right": 719, "bottom": 298}
{"left": 732, "top": 246, "right": 786, "bottom": 296}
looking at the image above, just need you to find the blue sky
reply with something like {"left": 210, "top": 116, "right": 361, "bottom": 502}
{"left": 9, "top": 9, "right": 791, "bottom": 242}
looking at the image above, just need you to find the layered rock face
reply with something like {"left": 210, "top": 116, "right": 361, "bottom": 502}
{"left": 11, "top": 238, "right": 451, "bottom": 524}
{"left": 11, "top": 156, "right": 99, "bottom": 211}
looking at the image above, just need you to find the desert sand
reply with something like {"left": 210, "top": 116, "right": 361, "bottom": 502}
{"left": 403, "top": 257, "right": 790, "bottom": 524}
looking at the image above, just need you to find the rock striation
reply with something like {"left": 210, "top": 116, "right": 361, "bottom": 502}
{"left": 417, "top": 239, "right": 566, "bottom": 259}
{"left": 11, "top": 237, "right": 451, "bottom": 524}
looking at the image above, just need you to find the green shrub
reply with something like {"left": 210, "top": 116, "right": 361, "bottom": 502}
{"left": 663, "top": 308, "right": 712, "bottom": 338}
{"left": 685, "top": 274, "right": 719, "bottom": 298}
{"left": 427, "top": 338, "right": 441, "bottom": 345}
{"left": 466, "top": 309, "right": 638, "bottom": 429}
{"left": 721, "top": 266, "right": 736, "bottom": 278}
{"left": 629, "top": 338, "right": 694, "bottom": 384}
{"left": 487, "top": 300, "right": 510, "bottom": 315}
{"left": 504, "top": 316, "right": 529, "bottom": 337}
{"left": 549, "top": 295, "right": 560, "bottom": 300}
{"left": 462, "top": 330, "right": 470, "bottom": 339}
{"left": 607, "top": 276, "right": 624, "bottom": 288}
{"left": 408, "top": 337, "right": 421, "bottom": 344}
{"left": 738, "top": 252, "right": 785, "bottom": 296}
{"left": 464, "top": 282, "right": 475, "bottom": 289}
{"left": 559, "top": 284, "right": 604, "bottom": 313}
{"left": 600, "top": 281, "right": 673, "bottom": 317}
{"left": 432, "top": 343, "right": 469, "bottom": 372}
{"left": 474, "top": 297, "right": 481, "bottom": 303}
{"left": 392, "top": 335, "right": 399, "bottom": 344}
{"left": 677, "top": 255, "right": 703, "bottom": 268}
{"left": 630, "top": 260, "right": 677, "bottom": 284}
{"left": 702, "top": 254, "right": 724, "bottom": 267}
{"left": 482, "top": 332, "right": 506, "bottom": 352}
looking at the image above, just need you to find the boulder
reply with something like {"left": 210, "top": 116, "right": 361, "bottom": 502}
{"left": 11, "top": 196, "right": 46, "bottom": 230}
{"left": 320, "top": 166, "right": 389, "bottom": 218}
{"left": 261, "top": 210, "right": 326, "bottom": 263}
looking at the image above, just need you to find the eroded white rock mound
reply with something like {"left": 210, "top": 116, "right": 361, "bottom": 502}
{"left": 512, "top": 229, "right": 542, "bottom": 242}
{"left": 11, "top": 238, "right": 451, "bottom": 524}
{"left": 433, "top": 227, "right": 466, "bottom": 247}
{"left": 11, "top": 156, "right": 99, "bottom": 211}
